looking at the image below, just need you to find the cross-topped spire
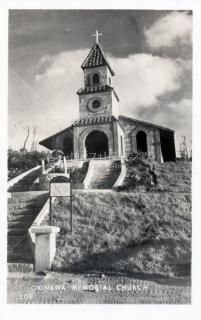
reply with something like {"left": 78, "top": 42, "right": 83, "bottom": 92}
{"left": 92, "top": 30, "right": 102, "bottom": 44}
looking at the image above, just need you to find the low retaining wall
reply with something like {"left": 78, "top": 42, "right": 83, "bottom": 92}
{"left": 8, "top": 165, "right": 41, "bottom": 189}
{"left": 39, "top": 173, "right": 69, "bottom": 190}
{"left": 65, "top": 160, "right": 85, "bottom": 168}
{"left": 113, "top": 159, "right": 127, "bottom": 188}
{"left": 29, "top": 198, "right": 51, "bottom": 243}
{"left": 82, "top": 161, "right": 94, "bottom": 189}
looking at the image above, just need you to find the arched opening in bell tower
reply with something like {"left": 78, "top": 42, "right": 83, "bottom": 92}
{"left": 92, "top": 73, "right": 100, "bottom": 84}
{"left": 85, "top": 130, "right": 109, "bottom": 158}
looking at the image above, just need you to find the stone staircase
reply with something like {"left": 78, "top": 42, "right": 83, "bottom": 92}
{"left": 88, "top": 160, "right": 121, "bottom": 189}
{"left": 7, "top": 191, "right": 49, "bottom": 263}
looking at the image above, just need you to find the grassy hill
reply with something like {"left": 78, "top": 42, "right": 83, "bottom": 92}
{"left": 47, "top": 157, "right": 191, "bottom": 277}
{"left": 115, "top": 158, "right": 191, "bottom": 193}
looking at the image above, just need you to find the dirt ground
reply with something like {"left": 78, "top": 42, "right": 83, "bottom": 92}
{"left": 7, "top": 272, "right": 191, "bottom": 304}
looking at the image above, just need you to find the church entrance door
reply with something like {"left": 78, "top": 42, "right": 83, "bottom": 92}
{"left": 85, "top": 130, "right": 109, "bottom": 158}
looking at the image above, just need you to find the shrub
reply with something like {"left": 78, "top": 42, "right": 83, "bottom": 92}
{"left": 8, "top": 149, "right": 47, "bottom": 180}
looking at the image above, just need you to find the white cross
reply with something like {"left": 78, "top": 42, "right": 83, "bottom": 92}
{"left": 92, "top": 30, "right": 102, "bottom": 44}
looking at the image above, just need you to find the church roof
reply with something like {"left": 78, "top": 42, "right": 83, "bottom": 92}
{"left": 77, "top": 84, "right": 119, "bottom": 101}
{"left": 81, "top": 43, "right": 115, "bottom": 76}
{"left": 39, "top": 126, "right": 73, "bottom": 149}
{"left": 119, "top": 115, "right": 174, "bottom": 133}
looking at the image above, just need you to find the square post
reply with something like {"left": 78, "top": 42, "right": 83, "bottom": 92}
{"left": 30, "top": 226, "right": 60, "bottom": 272}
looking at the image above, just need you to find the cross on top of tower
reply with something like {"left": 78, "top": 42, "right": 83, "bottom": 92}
{"left": 92, "top": 30, "right": 102, "bottom": 44}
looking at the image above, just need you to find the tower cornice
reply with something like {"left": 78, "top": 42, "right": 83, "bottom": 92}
{"left": 77, "top": 85, "right": 119, "bottom": 102}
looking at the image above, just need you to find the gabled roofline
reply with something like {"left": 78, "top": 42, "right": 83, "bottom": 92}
{"left": 119, "top": 115, "right": 175, "bottom": 133}
{"left": 113, "top": 89, "right": 120, "bottom": 102}
{"left": 39, "top": 125, "right": 73, "bottom": 146}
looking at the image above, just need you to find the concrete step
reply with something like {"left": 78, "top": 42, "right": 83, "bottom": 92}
{"left": 7, "top": 242, "right": 31, "bottom": 253}
{"left": 8, "top": 228, "right": 28, "bottom": 236}
{"left": 7, "top": 191, "right": 49, "bottom": 264}
{"left": 7, "top": 250, "right": 33, "bottom": 263}
{"left": 8, "top": 263, "right": 34, "bottom": 273}
{"left": 8, "top": 213, "right": 37, "bottom": 222}
{"left": 8, "top": 203, "right": 46, "bottom": 212}
{"left": 7, "top": 255, "right": 33, "bottom": 264}
{"left": 7, "top": 235, "right": 24, "bottom": 245}
{"left": 7, "top": 234, "right": 33, "bottom": 263}
{"left": 8, "top": 221, "right": 34, "bottom": 229}
{"left": 8, "top": 191, "right": 48, "bottom": 203}
{"left": 89, "top": 160, "right": 121, "bottom": 189}
{"left": 8, "top": 204, "right": 45, "bottom": 212}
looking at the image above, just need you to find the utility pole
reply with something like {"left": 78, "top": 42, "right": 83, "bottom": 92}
{"left": 31, "top": 127, "right": 37, "bottom": 152}
{"left": 22, "top": 126, "right": 30, "bottom": 153}
{"left": 180, "top": 136, "right": 188, "bottom": 160}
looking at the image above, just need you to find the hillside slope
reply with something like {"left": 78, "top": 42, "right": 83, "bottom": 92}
{"left": 116, "top": 159, "right": 191, "bottom": 193}
{"left": 48, "top": 190, "right": 191, "bottom": 277}
{"left": 39, "top": 160, "right": 192, "bottom": 277}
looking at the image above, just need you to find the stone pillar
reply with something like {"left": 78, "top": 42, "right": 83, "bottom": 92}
{"left": 154, "top": 129, "right": 162, "bottom": 162}
{"left": 131, "top": 133, "right": 137, "bottom": 153}
{"left": 73, "top": 126, "right": 79, "bottom": 159}
{"left": 63, "top": 157, "right": 67, "bottom": 175}
{"left": 41, "top": 160, "right": 45, "bottom": 174}
{"left": 30, "top": 226, "right": 60, "bottom": 272}
{"left": 149, "top": 130, "right": 156, "bottom": 161}
{"left": 112, "top": 121, "right": 120, "bottom": 157}
{"left": 146, "top": 130, "right": 152, "bottom": 159}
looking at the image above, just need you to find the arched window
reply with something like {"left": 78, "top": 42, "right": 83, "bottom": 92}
{"left": 93, "top": 73, "right": 100, "bottom": 84}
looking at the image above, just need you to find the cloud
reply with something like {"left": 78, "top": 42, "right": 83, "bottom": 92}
{"left": 112, "top": 53, "right": 184, "bottom": 112}
{"left": 145, "top": 11, "right": 192, "bottom": 48}
{"left": 136, "top": 98, "right": 192, "bottom": 154}
{"left": 35, "top": 50, "right": 88, "bottom": 82}
{"left": 35, "top": 50, "right": 185, "bottom": 113}
{"left": 147, "top": 98, "right": 192, "bottom": 153}
{"left": 147, "top": 98, "right": 192, "bottom": 129}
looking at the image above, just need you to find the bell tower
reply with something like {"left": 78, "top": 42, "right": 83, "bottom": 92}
{"left": 73, "top": 31, "right": 125, "bottom": 159}
{"left": 77, "top": 31, "right": 119, "bottom": 119}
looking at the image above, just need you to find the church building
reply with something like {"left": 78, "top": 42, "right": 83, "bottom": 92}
{"left": 39, "top": 32, "right": 176, "bottom": 162}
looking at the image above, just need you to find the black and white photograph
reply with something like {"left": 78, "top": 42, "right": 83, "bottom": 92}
{"left": 4, "top": 7, "right": 194, "bottom": 306}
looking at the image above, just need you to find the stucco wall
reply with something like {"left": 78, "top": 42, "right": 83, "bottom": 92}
{"left": 73, "top": 120, "right": 123, "bottom": 159}
{"left": 79, "top": 90, "right": 119, "bottom": 119}
{"left": 83, "top": 65, "right": 113, "bottom": 87}
{"left": 119, "top": 117, "right": 162, "bottom": 162}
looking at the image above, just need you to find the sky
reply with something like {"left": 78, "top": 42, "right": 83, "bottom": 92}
{"left": 8, "top": 10, "right": 192, "bottom": 154}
